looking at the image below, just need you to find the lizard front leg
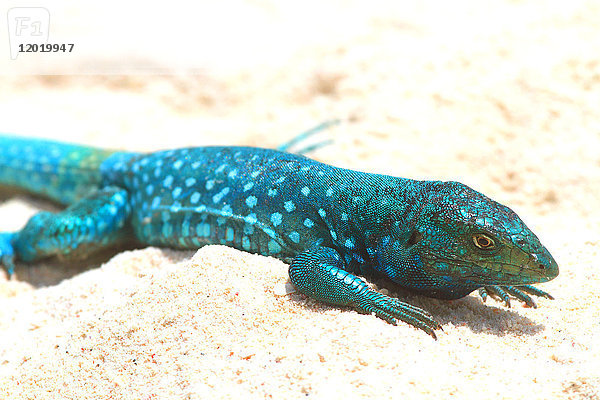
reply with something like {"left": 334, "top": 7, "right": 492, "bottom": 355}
{"left": 289, "top": 245, "right": 441, "bottom": 339}
{"left": 1, "top": 186, "right": 131, "bottom": 275}
{"left": 0, "top": 232, "right": 17, "bottom": 275}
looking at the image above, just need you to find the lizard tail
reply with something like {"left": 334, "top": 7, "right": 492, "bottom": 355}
{"left": 0, "top": 134, "right": 117, "bottom": 205}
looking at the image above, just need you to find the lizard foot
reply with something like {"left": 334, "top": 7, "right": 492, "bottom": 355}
{"left": 355, "top": 289, "right": 442, "bottom": 339}
{"left": 0, "top": 232, "right": 16, "bottom": 277}
{"left": 478, "top": 285, "right": 554, "bottom": 308}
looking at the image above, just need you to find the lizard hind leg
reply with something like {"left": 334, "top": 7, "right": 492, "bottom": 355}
{"left": 277, "top": 120, "right": 340, "bottom": 155}
{"left": 289, "top": 245, "right": 441, "bottom": 339}
{"left": 7, "top": 186, "right": 132, "bottom": 270}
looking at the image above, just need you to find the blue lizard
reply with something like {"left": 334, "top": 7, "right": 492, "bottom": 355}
{"left": 0, "top": 128, "right": 558, "bottom": 338}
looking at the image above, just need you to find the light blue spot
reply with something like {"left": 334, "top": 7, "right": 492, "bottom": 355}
{"left": 195, "top": 205, "right": 207, "bottom": 213}
{"left": 244, "top": 182, "right": 254, "bottom": 192}
{"left": 170, "top": 202, "right": 181, "bottom": 212}
{"left": 284, "top": 201, "right": 295, "bottom": 212}
{"left": 245, "top": 213, "right": 257, "bottom": 224}
{"left": 146, "top": 185, "right": 154, "bottom": 196}
{"left": 345, "top": 238, "right": 355, "bottom": 248}
{"left": 226, "top": 227, "right": 234, "bottom": 241}
{"left": 251, "top": 171, "right": 260, "bottom": 178}
{"left": 197, "top": 223, "right": 211, "bottom": 237}
{"left": 326, "top": 188, "right": 333, "bottom": 197}
{"left": 173, "top": 160, "right": 184, "bottom": 170}
{"left": 205, "top": 180, "right": 215, "bottom": 190}
{"left": 114, "top": 192, "right": 124, "bottom": 204}
{"left": 341, "top": 212, "right": 348, "bottom": 221}
{"left": 181, "top": 218, "right": 190, "bottom": 236}
{"left": 275, "top": 176, "right": 285, "bottom": 184}
{"left": 216, "top": 217, "right": 226, "bottom": 226}
{"left": 301, "top": 186, "right": 310, "bottom": 196}
{"left": 288, "top": 231, "right": 300, "bottom": 243}
{"left": 271, "top": 212, "right": 282, "bottom": 226}
{"left": 185, "top": 177, "right": 196, "bottom": 187}
{"left": 242, "top": 236, "right": 251, "bottom": 250}
{"left": 190, "top": 192, "right": 201, "bottom": 204}
{"left": 212, "top": 187, "right": 230, "bottom": 203}
{"left": 268, "top": 189, "right": 277, "bottom": 197}
{"left": 304, "top": 218, "right": 314, "bottom": 228}
{"left": 153, "top": 167, "right": 161, "bottom": 178}
{"left": 221, "top": 204, "right": 233, "bottom": 216}
{"left": 163, "top": 175, "right": 174, "bottom": 188}
{"left": 152, "top": 196, "right": 161, "bottom": 208}
{"left": 228, "top": 169, "right": 238, "bottom": 179}
{"left": 142, "top": 173, "right": 149, "bottom": 183}
{"left": 330, "top": 230, "right": 337, "bottom": 240}
{"left": 268, "top": 240, "right": 281, "bottom": 254}
{"left": 172, "top": 187, "right": 182, "bottom": 198}
{"left": 246, "top": 195, "right": 257, "bottom": 208}
{"left": 263, "top": 227, "right": 276, "bottom": 237}
{"left": 162, "top": 223, "right": 173, "bottom": 237}
{"left": 318, "top": 208, "right": 326, "bottom": 218}
{"left": 215, "top": 164, "right": 226, "bottom": 173}
{"left": 191, "top": 161, "right": 201, "bottom": 169}
{"left": 156, "top": 159, "right": 164, "bottom": 167}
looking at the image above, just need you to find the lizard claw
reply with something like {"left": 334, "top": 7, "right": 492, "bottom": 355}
{"left": 478, "top": 285, "right": 554, "bottom": 308}
{"left": 355, "top": 290, "right": 442, "bottom": 339}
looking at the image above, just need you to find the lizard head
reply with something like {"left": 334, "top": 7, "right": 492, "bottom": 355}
{"left": 373, "top": 181, "right": 558, "bottom": 297}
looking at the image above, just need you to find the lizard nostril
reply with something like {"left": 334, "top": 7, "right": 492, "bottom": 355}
{"left": 530, "top": 254, "right": 546, "bottom": 270}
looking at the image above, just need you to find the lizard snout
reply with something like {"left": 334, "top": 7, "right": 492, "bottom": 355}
{"left": 529, "top": 250, "right": 559, "bottom": 283}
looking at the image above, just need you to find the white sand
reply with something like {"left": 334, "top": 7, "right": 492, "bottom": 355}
{"left": 1, "top": 1, "right": 599, "bottom": 398}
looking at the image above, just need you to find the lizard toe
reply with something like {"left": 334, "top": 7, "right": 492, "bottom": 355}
{"left": 479, "top": 284, "right": 554, "bottom": 308}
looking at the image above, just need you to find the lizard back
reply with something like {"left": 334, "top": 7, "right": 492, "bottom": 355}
{"left": 101, "top": 146, "right": 347, "bottom": 260}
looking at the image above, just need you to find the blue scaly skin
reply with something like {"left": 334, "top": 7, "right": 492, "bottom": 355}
{"left": 0, "top": 131, "right": 558, "bottom": 338}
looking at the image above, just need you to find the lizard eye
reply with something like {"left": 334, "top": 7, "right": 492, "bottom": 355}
{"left": 472, "top": 233, "right": 495, "bottom": 250}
